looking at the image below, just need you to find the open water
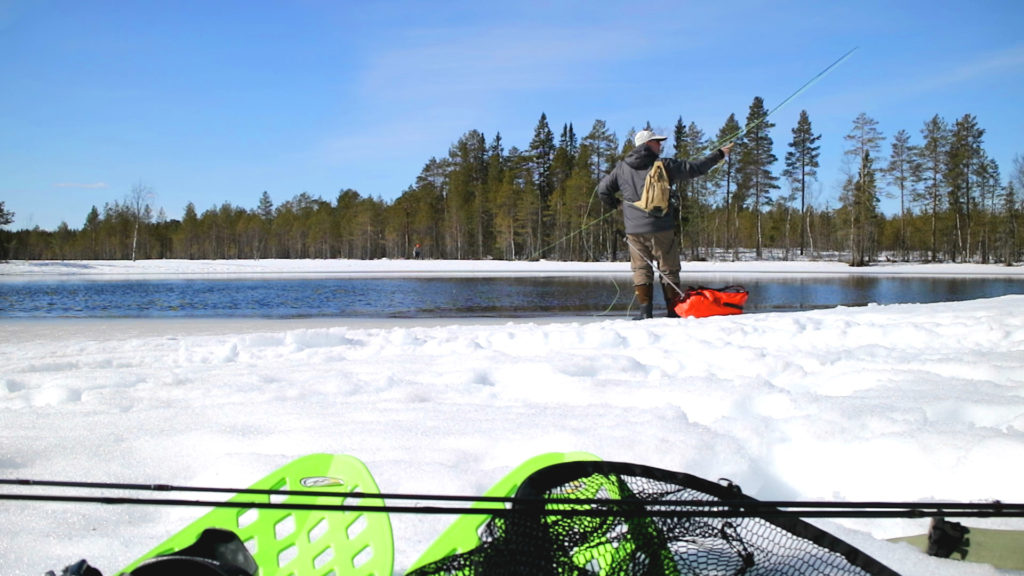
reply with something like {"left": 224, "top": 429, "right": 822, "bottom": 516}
{"left": 1, "top": 275, "right": 1021, "bottom": 319}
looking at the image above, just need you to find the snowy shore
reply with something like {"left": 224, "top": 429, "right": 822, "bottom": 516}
{"left": 3, "top": 257, "right": 1024, "bottom": 280}
{"left": 1, "top": 259, "right": 1023, "bottom": 575}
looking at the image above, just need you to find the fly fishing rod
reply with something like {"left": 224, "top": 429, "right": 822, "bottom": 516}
{"left": 708, "top": 46, "right": 858, "bottom": 152}
{"left": 4, "top": 477, "right": 1023, "bottom": 519}
{"left": 533, "top": 47, "right": 859, "bottom": 263}
{"left": 3, "top": 490, "right": 1023, "bottom": 520}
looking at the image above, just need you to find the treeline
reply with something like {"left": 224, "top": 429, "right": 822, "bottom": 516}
{"left": 3, "top": 103, "right": 1022, "bottom": 265}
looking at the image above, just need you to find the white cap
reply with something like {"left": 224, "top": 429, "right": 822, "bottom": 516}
{"left": 634, "top": 129, "right": 668, "bottom": 147}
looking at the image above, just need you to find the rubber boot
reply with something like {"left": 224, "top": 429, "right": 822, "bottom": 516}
{"left": 663, "top": 283, "right": 681, "bottom": 318}
{"left": 926, "top": 518, "right": 970, "bottom": 559}
{"left": 633, "top": 284, "right": 653, "bottom": 320}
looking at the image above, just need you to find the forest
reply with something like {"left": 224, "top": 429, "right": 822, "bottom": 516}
{"left": 2, "top": 100, "right": 1021, "bottom": 266}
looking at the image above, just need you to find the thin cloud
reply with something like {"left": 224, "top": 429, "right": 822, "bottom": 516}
{"left": 800, "top": 43, "right": 1024, "bottom": 124}
{"left": 54, "top": 182, "right": 109, "bottom": 189}
{"left": 359, "top": 22, "right": 649, "bottom": 105}
{"left": 917, "top": 44, "right": 1024, "bottom": 91}
{"left": 870, "top": 44, "right": 1024, "bottom": 105}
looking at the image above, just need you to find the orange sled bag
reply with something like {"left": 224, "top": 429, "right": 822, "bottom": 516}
{"left": 674, "top": 285, "right": 749, "bottom": 318}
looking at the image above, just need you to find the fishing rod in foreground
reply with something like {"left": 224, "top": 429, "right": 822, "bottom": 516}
{"left": 3, "top": 476, "right": 1022, "bottom": 519}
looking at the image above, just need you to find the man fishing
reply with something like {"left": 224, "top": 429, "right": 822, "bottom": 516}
{"left": 597, "top": 129, "right": 731, "bottom": 319}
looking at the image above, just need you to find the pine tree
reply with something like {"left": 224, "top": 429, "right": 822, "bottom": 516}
{"left": 528, "top": 113, "right": 556, "bottom": 254}
{"left": 0, "top": 201, "right": 13, "bottom": 227}
{"left": 561, "top": 141, "right": 601, "bottom": 260}
{"left": 844, "top": 113, "right": 884, "bottom": 169}
{"left": 581, "top": 119, "right": 620, "bottom": 261}
{"left": 335, "top": 188, "right": 365, "bottom": 258}
{"left": 1006, "top": 154, "right": 1024, "bottom": 263}
{"left": 736, "top": 97, "right": 778, "bottom": 259}
{"left": 417, "top": 157, "right": 451, "bottom": 258}
{"left": 782, "top": 110, "right": 821, "bottom": 256}
{"left": 549, "top": 124, "right": 583, "bottom": 260}
{"left": 975, "top": 157, "right": 1001, "bottom": 263}
{"left": 712, "top": 114, "right": 743, "bottom": 257}
{"left": 181, "top": 202, "right": 199, "bottom": 259}
{"left": 842, "top": 114, "right": 884, "bottom": 265}
{"left": 913, "top": 115, "right": 950, "bottom": 261}
{"left": 484, "top": 132, "right": 506, "bottom": 258}
{"left": 507, "top": 147, "right": 541, "bottom": 259}
{"left": 403, "top": 157, "right": 448, "bottom": 258}
{"left": 673, "top": 117, "right": 711, "bottom": 259}
{"left": 946, "top": 114, "right": 985, "bottom": 261}
{"left": 883, "top": 130, "right": 913, "bottom": 260}
{"left": 997, "top": 176, "right": 1020, "bottom": 264}
{"left": 1015, "top": 153, "right": 1024, "bottom": 193}
{"left": 492, "top": 147, "right": 525, "bottom": 260}
{"left": 257, "top": 191, "right": 274, "bottom": 221}
{"left": 447, "top": 130, "right": 488, "bottom": 258}
{"left": 251, "top": 191, "right": 274, "bottom": 259}
{"left": 582, "top": 119, "right": 618, "bottom": 182}
{"left": 0, "top": 201, "right": 15, "bottom": 260}
{"left": 82, "top": 206, "right": 100, "bottom": 258}
{"left": 560, "top": 123, "right": 578, "bottom": 163}
{"left": 553, "top": 123, "right": 577, "bottom": 190}
{"left": 841, "top": 150, "right": 880, "bottom": 266}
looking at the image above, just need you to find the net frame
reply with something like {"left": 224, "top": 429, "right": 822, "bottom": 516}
{"left": 409, "top": 461, "right": 900, "bottom": 576}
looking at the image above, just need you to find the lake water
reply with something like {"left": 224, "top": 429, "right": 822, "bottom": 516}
{"left": 1, "top": 275, "right": 1021, "bottom": 319}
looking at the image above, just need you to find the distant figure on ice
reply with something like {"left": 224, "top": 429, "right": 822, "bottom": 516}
{"left": 597, "top": 128, "right": 731, "bottom": 319}
{"left": 413, "top": 243, "right": 422, "bottom": 259}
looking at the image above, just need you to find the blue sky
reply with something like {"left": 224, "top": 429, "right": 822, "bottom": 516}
{"left": 2, "top": 0, "right": 1022, "bottom": 231}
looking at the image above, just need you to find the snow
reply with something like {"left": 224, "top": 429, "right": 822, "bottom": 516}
{"left": 1, "top": 259, "right": 1023, "bottom": 575}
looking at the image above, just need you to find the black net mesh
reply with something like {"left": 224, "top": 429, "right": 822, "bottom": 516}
{"left": 408, "top": 461, "right": 899, "bottom": 576}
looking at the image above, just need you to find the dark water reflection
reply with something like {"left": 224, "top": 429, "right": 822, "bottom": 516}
{"left": 749, "top": 275, "right": 1018, "bottom": 311}
{"left": 1, "top": 275, "right": 1021, "bottom": 319}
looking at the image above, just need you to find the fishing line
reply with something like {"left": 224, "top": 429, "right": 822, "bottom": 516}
{"left": 527, "top": 207, "right": 616, "bottom": 263}
{"left": 708, "top": 47, "right": 858, "bottom": 153}
{"left": 602, "top": 47, "right": 859, "bottom": 311}
{"left": 524, "top": 47, "right": 858, "bottom": 273}
{"left": 519, "top": 197, "right": 628, "bottom": 318}
{"left": 623, "top": 235, "right": 686, "bottom": 299}
{"left": 596, "top": 274, "right": 625, "bottom": 318}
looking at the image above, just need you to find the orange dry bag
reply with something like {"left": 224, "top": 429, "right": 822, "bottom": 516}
{"left": 674, "top": 285, "right": 749, "bottom": 318}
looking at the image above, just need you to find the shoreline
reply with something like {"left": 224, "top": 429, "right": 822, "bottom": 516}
{"left": 3, "top": 258, "right": 1023, "bottom": 281}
